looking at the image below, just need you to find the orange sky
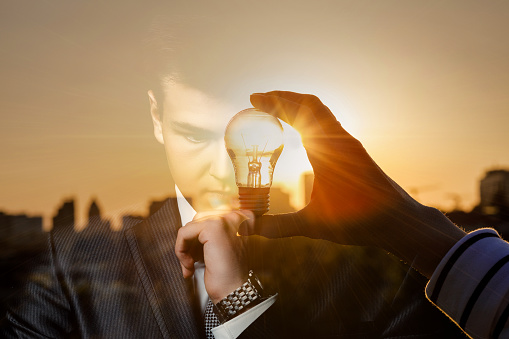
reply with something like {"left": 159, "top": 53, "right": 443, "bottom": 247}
{"left": 1, "top": 1, "right": 508, "bottom": 229}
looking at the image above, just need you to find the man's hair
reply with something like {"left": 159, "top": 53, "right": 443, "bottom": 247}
{"left": 142, "top": 14, "right": 182, "bottom": 116}
{"left": 141, "top": 8, "right": 269, "bottom": 116}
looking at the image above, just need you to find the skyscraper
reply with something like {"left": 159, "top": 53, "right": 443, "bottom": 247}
{"left": 480, "top": 169, "right": 509, "bottom": 218}
{"left": 302, "top": 171, "right": 314, "bottom": 206}
{"left": 88, "top": 200, "right": 100, "bottom": 220}
{"left": 84, "top": 198, "right": 111, "bottom": 232}
{"left": 52, "top": 199, "right": 75, "bottom": 230}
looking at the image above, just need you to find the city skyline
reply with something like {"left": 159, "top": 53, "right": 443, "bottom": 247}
{"left": 0, "top": 174, "right": 305, "bottom": 231}
{"left": 2, "top": 167, "right": 508, "bottom": 232}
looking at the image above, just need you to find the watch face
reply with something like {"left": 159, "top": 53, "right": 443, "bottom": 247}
{"left": 249, "top": 270, "right": 263, "bottom": 290}
{"left": 254, "top": 275, "right": 263, "bottom": 290}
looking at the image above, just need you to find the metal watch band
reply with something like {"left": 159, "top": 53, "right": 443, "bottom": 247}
{"left": 213, "top": 270, "right": 264, "bottom": 323}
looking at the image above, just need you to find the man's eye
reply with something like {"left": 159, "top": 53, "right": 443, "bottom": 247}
{"left": 184, "top": 134, "right": 208, "bottom": 143}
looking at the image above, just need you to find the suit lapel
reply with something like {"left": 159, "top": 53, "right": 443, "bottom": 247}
{"left": 124, "top": 198, "right": 201, "bottom": 339}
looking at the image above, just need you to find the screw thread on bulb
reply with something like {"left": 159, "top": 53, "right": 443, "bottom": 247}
{"left": 238, "top": 187, "right": 270, "bottom": 216}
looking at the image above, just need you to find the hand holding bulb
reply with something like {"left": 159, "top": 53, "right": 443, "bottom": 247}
{"left": 238, "top": 91, "right": 465, "bottom": 279}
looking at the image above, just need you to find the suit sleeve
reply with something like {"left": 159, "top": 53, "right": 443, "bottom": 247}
{"left": 1, "top": 231, "right": 76, "bottom": 338}
{"left": 426, "top": 228, "right": 509, "bottom": 339}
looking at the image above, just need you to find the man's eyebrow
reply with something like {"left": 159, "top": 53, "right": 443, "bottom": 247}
{"left": 169, "top": 121, "right": 217, "bottom": 135}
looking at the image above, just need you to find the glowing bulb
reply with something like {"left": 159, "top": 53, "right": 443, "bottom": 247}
{"left": 224, "top": 108, "right": 284, "bottom": 215}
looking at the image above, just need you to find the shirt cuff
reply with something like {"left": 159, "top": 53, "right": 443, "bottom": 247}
{"left": 426, "top": 228, "right": 509, "bottom": 339}
{"left": 211, "top": 294, "right": 277, "bottom": 339}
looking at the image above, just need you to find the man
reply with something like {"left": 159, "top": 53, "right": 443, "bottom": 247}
{"left": 2, "top": 66, "right": 469, "bottom": 338}
{"left": 147, "top": 80, "right": 467, "bottom": 337}
{"left": 1, "top": 8, "right": 474, "bottom": 336}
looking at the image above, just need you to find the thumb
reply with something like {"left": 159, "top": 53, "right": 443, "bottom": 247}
{"left": 238, "top": 211, "right": 308, "bottom": 239}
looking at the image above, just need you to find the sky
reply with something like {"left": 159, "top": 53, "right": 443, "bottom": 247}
{"left": 1, "top": 0, "right": 508, "bottom": 229}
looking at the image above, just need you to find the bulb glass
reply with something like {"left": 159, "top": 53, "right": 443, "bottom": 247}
{"left": 224, "top": 108, "right": 284, "bottom": 189}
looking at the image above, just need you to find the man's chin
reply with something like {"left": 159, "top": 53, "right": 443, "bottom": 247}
{"left": 194, "top": 191, "right": 239, "bottom": 212}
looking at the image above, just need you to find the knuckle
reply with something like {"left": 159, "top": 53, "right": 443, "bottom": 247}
{"left": 176, "top": 225, "right": 187, "bottom": 239}
{"left": 203, "top": 218, "right": 231, "bottom": 238}
{"left": 210, "top": 218, "right": 229, "bottom": 232}
{"left": 306, "top": 94, "right": 320, "bottom": 102}
{"left": 302, "top": 94, "right": 321, "bottom": 106}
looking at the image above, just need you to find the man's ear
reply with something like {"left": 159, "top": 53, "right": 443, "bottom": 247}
{"left": 148, "top": 90, "right": 164, "bottom": 144}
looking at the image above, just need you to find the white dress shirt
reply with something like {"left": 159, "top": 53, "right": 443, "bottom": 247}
{"left": 175, "top": 186, "right": 277, "bottom": 339}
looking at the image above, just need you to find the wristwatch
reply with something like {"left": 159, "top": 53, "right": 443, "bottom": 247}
{"left": 213, "top": 270, "right": 265, "bottom": 323}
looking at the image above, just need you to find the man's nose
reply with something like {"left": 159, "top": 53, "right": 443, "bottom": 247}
{"left": 209, "top": 142, "right": 234, "bottom": 181}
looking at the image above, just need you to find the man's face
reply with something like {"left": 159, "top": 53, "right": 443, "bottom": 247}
{"left": 150, "top": 81, "right": 239, "bottom": 212}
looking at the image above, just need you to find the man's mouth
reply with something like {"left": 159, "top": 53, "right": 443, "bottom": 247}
{"left": 203, "top": 191, "right": 239, "bottom": 209}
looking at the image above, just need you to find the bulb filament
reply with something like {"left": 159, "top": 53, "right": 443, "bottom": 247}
{"left": 242, "top": 134, "right": 270, "bottom": 188}
{"left": 247, "top": 145, "right": 262, "bottom": 188}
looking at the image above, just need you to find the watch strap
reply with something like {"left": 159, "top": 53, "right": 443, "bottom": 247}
{"left": 213, "top": 270, "right": 264, "bottom": 323}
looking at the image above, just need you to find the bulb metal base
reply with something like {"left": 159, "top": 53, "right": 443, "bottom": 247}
{"left": 238, "top": 187, "right": 270, "bottom": 216}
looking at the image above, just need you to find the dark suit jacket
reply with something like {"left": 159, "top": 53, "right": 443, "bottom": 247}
{"left": 2, "top": 199, "right": 466, "bottom": 338}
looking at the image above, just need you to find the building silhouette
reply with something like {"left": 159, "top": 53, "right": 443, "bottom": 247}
{"left": 447, "top": 169, "right": 509, "bottom": 239}
{"left": 480, "top": 169, "right": 509, "bottom": 219}
{"left": 302, "top": 171, "right": 314, "bottom": 206}
{"left": 10, "top": 215, "right": 43, "bottom": 246}
{"left": 0, "top": 211, "right": 11, "bottom": 241}
{"left": 52, "top": 199, "right": 75, "bottom": 230}
{"left": 84, "top": 198, "right": 111, "bottom": 232}
{"left": 269, "top": 186, "right": 295, "bottom": 214}
{"left": 0, "top": 211, "right": 45, "bottom": 319}
{"left": 88, "top": 200, "right": 101, "bottom": 220}
{"left": 71, "top": 199, "right": 115, "bottom": 262}
{"left": 0, "top": 211, "right": 43, "bottom": 247}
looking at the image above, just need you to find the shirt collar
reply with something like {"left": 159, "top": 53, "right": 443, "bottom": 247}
{"left": 175, "top": 185, "right": 196, "bottom": 227}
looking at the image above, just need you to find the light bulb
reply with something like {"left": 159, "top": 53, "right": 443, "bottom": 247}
{"left": 224, "top": 108, "right": 284, "bottom": 215}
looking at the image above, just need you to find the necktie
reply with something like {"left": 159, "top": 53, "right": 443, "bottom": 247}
{"left": 205, "top": 299, "right": 221, "bottom": 339}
